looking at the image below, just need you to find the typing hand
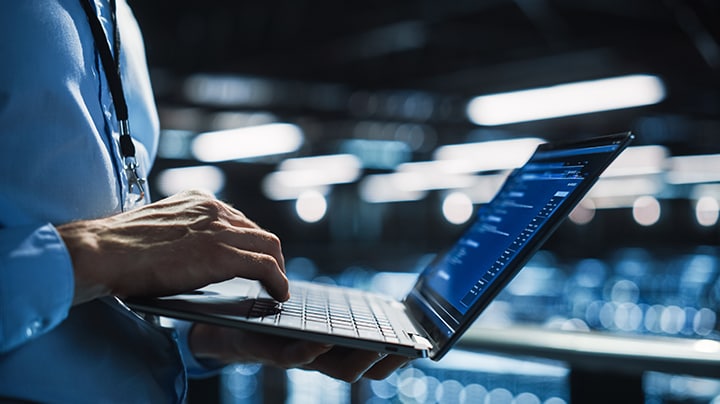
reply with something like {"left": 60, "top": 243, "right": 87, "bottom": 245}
{"left": 57, "top": 190, "right": 289, "bottom": 305}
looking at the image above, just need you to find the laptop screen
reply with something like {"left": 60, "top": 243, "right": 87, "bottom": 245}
{"left": 406, "top": 132, "right": 634, "bottom": 359}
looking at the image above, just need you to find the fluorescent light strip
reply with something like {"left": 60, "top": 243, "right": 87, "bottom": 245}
{"left": 192, "top": 123, "right": 304, "bottom": 162}
{"left": 588, "top": 177, "right": 664, "bottom": 198}
{"left": 155, "top": 165, "right": 226, "bottom": 197}
{"left": 433, "top": 137, "right": 545, "bottom": 172}
{"left": 601, "top": 145, "right": 668, "bottom": 177}
{"left": 262, "top": 168, "right": 359, "bottom": 193}
{"left": 279, "top": 154, "right": 362, "bottom": 174}
{"left": 261, "top": 154, "right": 363, "bottom": 201}
{"left": 183, "top": 74, "right": 274, "bottom": 107}
{"left": 467, "top": 74, "right": 666, "bottom": 126}
{"left": 667, "top": 154, "right": 720, "bottom": 184}
{"left": 261, "top": 178, "right": 329, "bottom": 201}
{"left": 359, "top": 174, "right": 428, "bottom": 203}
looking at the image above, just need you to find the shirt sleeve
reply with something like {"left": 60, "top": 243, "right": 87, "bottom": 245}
{"left": 167, "top": 319, "right": 226, "bottom": 379}
{"left": 0, "top": 223, "right": 75, "bottom": 354}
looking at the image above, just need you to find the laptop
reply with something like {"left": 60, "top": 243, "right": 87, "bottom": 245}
{"left": 127, "top": 132, "right": 634, "bottom": 361}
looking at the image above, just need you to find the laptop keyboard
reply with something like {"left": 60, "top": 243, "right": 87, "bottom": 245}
{"left": 249, "top": 282, "right": 401, "bottom": 343}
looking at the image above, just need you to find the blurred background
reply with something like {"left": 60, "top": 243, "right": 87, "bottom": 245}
{"left": 127, "top": 1, "right": 719, "bottom": 402}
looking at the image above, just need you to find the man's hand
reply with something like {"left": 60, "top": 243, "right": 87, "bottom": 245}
{"left": 58, "top": 189, "right": 412, "bottom": 382}
{"left": 58, "top": 190, "right": 289, "bottom": 305}
{"left": 189, "top": 324, "right": 411, "bottom": 383}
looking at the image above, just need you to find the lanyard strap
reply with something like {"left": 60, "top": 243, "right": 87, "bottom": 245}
{"left": 78, "top": 0, "right": 135, "bottom": 159}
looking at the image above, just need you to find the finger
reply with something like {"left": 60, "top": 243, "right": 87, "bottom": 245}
{"left": 280, "top": 341, "right": 335, "bottom": 367}
{"left": 215, "top": 207, "right": 286, "bottom": 272}
{"left": 159, "top": 192, "right": 284, "bottom": 273}
{"left": 362, "top": 355, "right": 411, "bottom": 380}
{"left": 204, "top": 225, "right": 287, "bottom": 299}
{"left": 229, "top": 229, "right": 285, "bottom": 272}
{"left": 216, "top": 226, "right": 286, "bottom": 274}
{"left": 303, "top": 347, "right": 388, "bottom": 383}
{"left": 234, "top": 331, "right": 333, "bottom": 367}
{"left": 190, "top": 325, "right": 334, "bottom": 369}
{"left": 224, "top": 247, "right": 290, "bottom": 301}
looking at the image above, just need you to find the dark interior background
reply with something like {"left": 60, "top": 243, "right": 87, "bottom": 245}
{"left": 127, "top": 0, "right": 720, "bottom": 273}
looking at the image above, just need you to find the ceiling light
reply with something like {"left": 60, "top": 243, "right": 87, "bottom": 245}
{"left": 396, "top": 160, "right": 476, "bottom": 175}
{"left": 588, "top": 177, "right": 663, "bottom": 199}
{"left": 279, "top": 154, "right": 362, "bottom": 177}
{"left": 695, "top": 196, "right": 719, "bottom": 227}
{"left": 261, "top": 180, "right": 329, "bottom": 201}
{"left": 632, "top": 196, "right": 661, "bottom": 226}
{"left": 466, "top": 74, "right": 666, "bottom": 126}
{"left": 601, "top": 145, "right": 668, "bottom": 177}
{"left": 183, "top": 74, "right": 274, "bottom": 107}
{"left": 666, "top": 153, "right": 720, "bottom": 184}
{"left": 457, "top": 173, "right": 510, "bottom": 204}
{"left": 433, "top": 138, "right": 545, "bottom": 172}
{"left": 339, "top": 138, "right": 412, "bottom": 169}
{"left": 568, "top": 199, "right": 596, "bottom": 225}
{"left": 192, "top": 123, "right": 304, "bottom": 162}
{"left": 359, "top": 174, "right": 427, "bottom": 203}
{"left": 261, "top": 154, "right": 362, "bottom": 201}
{"left": 442, "top": 192, "right": 474, "bottom": 225}
{"left": 155, "top": 165, "right": 226, "bottom": 197}
{"left": 295, "top": 191, "right": 328, "bottom": 223}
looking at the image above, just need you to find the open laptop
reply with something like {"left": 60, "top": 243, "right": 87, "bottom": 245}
{"left": 127, "top": 132, "right": 634, "bottom": 361}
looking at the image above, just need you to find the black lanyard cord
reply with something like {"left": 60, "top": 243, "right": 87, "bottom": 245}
{"left": 79, "top": 0, "right": 145, "bottom": 202}
{"left": 78, "top": 0, "right": 135, "bottom": 159}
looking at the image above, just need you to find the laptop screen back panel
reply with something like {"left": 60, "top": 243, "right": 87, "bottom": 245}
{"left": 406, "top": 132, "right": 634, "bottom": 360}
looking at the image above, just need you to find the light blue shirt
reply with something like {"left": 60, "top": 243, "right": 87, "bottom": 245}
{"left": 0, "top": 1, "right": 215, "bottom": 401}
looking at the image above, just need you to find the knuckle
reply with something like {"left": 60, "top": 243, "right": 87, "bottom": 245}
{"left": 200, "top": 199, "right": 225, "bottom": 216}
{"left": 256, "top": 253, "right": 281, "bottom": 272}
{"left": 264, "top": 232, "right": 282, "bottom": 250}
{"left": 194, "top": 199, "right": 233, "bottom": 225}
{"left": 182, "top": 189, "right": 214, "bottom": 199}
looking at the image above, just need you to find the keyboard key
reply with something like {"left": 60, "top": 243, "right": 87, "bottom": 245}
{"left": 277, "top": 316, "right": 302, "bottom": 329}
{"left": 304, "top": 321, "right": 328, "bottom": 333}
{"left": 331, "top": 328, "right": 357, "bottom": 337}
{"left": 358, "top": 329, "right": 385, "bottom": 341}
{"left": 269, "top": 282, "right": 403, "bottom": 342}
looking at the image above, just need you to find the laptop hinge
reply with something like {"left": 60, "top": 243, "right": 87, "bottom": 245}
{"left": 408, "top": 333, "right": 433, "bottom": 350}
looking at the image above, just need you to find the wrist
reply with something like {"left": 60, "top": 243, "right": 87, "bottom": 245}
{"left": 57, "top": 220, "right": 111, "bottom": 305}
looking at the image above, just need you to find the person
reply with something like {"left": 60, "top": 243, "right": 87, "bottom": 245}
{"left": 0, "top": 1, "right": 409, "bottom": 402}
